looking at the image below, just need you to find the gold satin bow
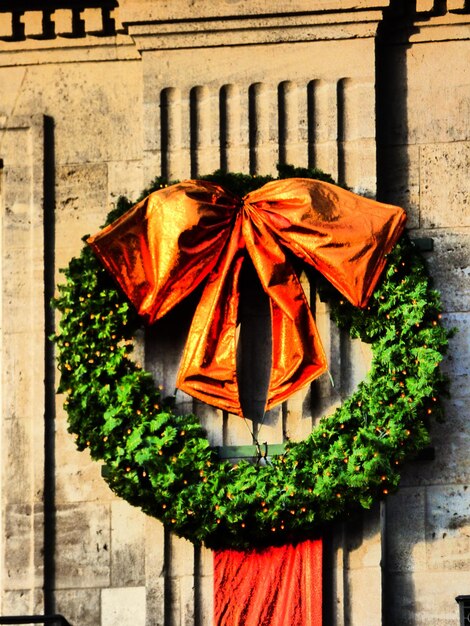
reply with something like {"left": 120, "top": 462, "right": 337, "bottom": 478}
{"left": 88, "top": 178, "right": 406, "bottom": 417}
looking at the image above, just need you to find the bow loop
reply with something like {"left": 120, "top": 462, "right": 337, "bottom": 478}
{"left": 88, "top": 178, "right": 406, "bottom": 417}
{"left": 244, "top": 178, "right": 407, "bottom": 307}
{"left": 88, "top": 180, "right": 239, "bottom": 323}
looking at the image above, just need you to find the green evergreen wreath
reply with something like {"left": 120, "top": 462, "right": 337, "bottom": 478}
{"left": 52, "top": 167, "right": 450, "bottom": 549}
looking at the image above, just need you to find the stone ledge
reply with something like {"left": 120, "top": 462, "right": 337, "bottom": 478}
{"left": 0, "top": 35, "right": 139, "bottom": 66}
{"left": 120, "top": 0, "right": 391, "bottom": 24}
{"left": 127, "top": 11, "right": 386, "bottom": 50}
{"left": 409, "top": 14, "right": 470, "bottom": 43}
{"left": 382, "top": 10, "right": 470, "bottom": 43}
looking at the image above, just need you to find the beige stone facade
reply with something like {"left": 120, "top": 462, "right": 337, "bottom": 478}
{"left": 0, "top": 1, "right": 469, "bottom": 625}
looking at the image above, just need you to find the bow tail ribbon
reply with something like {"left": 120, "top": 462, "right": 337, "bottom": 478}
{"left": 177, "top": 214, "right": 246, "bottom": 415}
{"left": 242, "top": 208, "right": 327, "bottom": 411}
{"left": 177, "top": 210, "right": 327, "bottom": 417}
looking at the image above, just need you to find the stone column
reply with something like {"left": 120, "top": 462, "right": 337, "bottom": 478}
{"left": 0, "top": 114, "right": 46, "bottom": 616}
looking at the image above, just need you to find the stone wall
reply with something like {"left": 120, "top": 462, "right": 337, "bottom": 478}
{"left": 377, "top": 8, "right": 470, "bottom": 624}
{"left": 0, "top": 1, "right": 469, "bottom": 625}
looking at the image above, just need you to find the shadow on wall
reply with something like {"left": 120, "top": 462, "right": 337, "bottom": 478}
{"left": 377, "top": 2, "right": 416, "bottom": 626}
{"left": 377, "top": 2, "right": 469, "bottom": 625}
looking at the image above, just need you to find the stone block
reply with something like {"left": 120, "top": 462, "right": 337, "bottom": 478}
{"left": 420, "top": 143, "right": 470, "bottom": 229}
{"left": 285, "top": 387, "right": 314, "bottom": 442}
{"left": 345, "top": 506, "right": 382, "bottom": 571}
{"left": 142, "top": 150, "right": 162, "bottom": 189}
{"left": 377, "top": 145, "right": 420, "bottom": 228}
{"left": 385, "top": 488, "right": 426, "bottom": 572}
{"left": 425, "top": 484, "right": 470, "bottom": 571}
{"left": 2, "top": 300, "right": 44, "bottom": 336}
{"left": 22, "top": 12, "right": 44, "bottom": 38}
{"left": 144, "top": 515, "right": 165, "bottom": 583}
{"left": 197, "top": 572, "right": 214, "bottom": 626}
{"left": 54, "top": 407, "right": 116, "bottom": 504}
{"left": 0, "top": 13, "right": 12, "bottom": 39}
{"left": 341, "top": 138, "right": 377, "bottom": 196}
{"left": 82, "top": 8, "right": 104, "bottom": 34}
{"left": 3, "top": 505, "right": 43, "bottom": 590}
{"left": 55, "top": 503, "right": 111, "bottom": 588}
{"left": 416, "top": 0, "right": 435, "bottom": 11}
{"left": 56, "top": 588, "right": 101, "bottom": 626}
{"left": 198, "top": 545, "right": 213, "bottom": 577}
{"left": 110, "top": 8, "right": 123, "bottom": 32}
{"left": 329, "top": 529, "right": 346, "bottom": 624}
{"left": 3, "top": 332, "right": 42, "bottom": 420}
{"left": 179, "top": 575, "right": 196, "bottom": 625}
{"left": 107, "top": 160, "right": 144, "bottom": 205}
{"left": 310, "top": 297, "right": 342, "bottom": 422}
{"left": 2, "top": 417, "right": 43, "bottom": 505}
{"left": 55, "top": 162, "right": 108, "bottom": 256}
{"left": 145, "top": 580, "right": 165, "bottom": 626}
{"left": 345, "top": 80, "right": 376, "bottom": 140}
{"left": 165, "top": 534, "right": 195, "bottom": 624}
{"left": 129, "top": 12, "right": 382, "bottom": 49}
{"left": 3, "top": 166, "right": 34, "bottom": 220}
{"left": 145, "top": 314, "right": 193, "bottom": 405}
{"left": 401, "top": 397, "right": 470, "bottom": 488}
{"left": 55, "top": 162, "right": 108, "bottom": 218}
{"left": 346, "top": 565, "right": 382, "bottom": 626}
{"left": 169, "top": 534, "right": 194, "bottom": 578}
{"left": 441, "top": 313, "right": 470, "bottom": 398}
{"left": 51, "top": 9, "right": 74, "bottom": 36}
{"left": 429, "top": 398, "right": 470, "bottom": 482}
{"left": 1, "top": 588, "right": 43, "bottom": 616}
{"left": 406, "top": 41, "right": 470, "bottom": 145}
{"left": 14, "top": 63, "right": 142, "bottom": 165}
{"left": 386, "top": 570, "right": 470, "bottom": 626}
{"left": 195, "top": 401, "right": 224, "bottom": 447}
{"left": 2, "top": 243, "right": 41, "bottom": 293}
{"left": 447, "top": 0, "right": 466, "bottom": 9}
{"left": 2, "top": 261, "right": 44, "bottom": 335}
{"left": 0, "top": 113, "right": 43, "bottom": 162}
{"left": 54, "top": 453, "right": 113, "bottom": 505}
{"left": 141, "top": 105, "right": 161, "bottom": 163}
{"left": 315, "top": 141, "right": 339, "bottom": 182}
{"left": 223, "top": 412, "right": 254, "bottom": 446}
{"left": 415, "top": 229, "right": 470, "bottom": 314}
{"left": 341, "top": 335, "right": 373, "bottom": 397}
{"left": 254, "top": 405, "right": 283, "bottom": 445}
{"left": 195, "top": 545, "right": 214, "bottom": 624}
{"left": 111, "top": 500, "right": 146, "bottom": 587}
{"left": 101, "top": 586, "right": 146, "bottom": 626}
{"left": 168, "top": 576, "right": 196, "bottom": 626}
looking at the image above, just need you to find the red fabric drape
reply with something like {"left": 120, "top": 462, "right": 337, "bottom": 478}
{"left": 214, "top": 540, "right": 322, "bottom": 626}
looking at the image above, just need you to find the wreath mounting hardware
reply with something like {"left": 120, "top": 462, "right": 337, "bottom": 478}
{"left": 52, "top": 168, "right": 450, "bottom": 549}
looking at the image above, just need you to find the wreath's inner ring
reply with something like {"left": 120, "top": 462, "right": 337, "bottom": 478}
{"left": 144, "top": 256, "right": 372, "bottom": 458}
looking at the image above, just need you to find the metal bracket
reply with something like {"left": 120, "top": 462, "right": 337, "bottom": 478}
{"left": 214, "top": 442, "right": 286, "bottom": 460}
{"left": 411, "top": 237, "right": 434, "bottom": 252}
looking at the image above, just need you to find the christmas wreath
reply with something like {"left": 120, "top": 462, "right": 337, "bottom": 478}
{"left": 53, "top": 167, "right": 450, "bottom": 549}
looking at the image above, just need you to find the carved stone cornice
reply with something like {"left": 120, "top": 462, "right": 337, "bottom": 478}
{"left": 119, "top": 1, "right": 393, "bottom": 52}
{"left": 120, "top": 0, "right": 392, "bottom": 24}
{"left": 1, "top": 0, "right": 468, "bottom": 61}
